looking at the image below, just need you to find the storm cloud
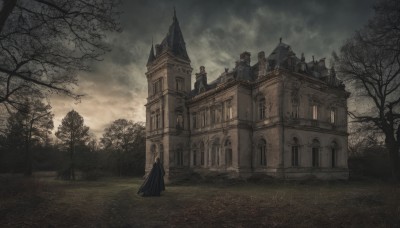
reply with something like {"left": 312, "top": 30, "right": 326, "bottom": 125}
{"left": 50, "top": 0, "right": 375, "bottom": 137}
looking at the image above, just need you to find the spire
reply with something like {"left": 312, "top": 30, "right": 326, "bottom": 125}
{"left": 147, "top": 40, "right": 155, "bottom": 66}
{"left": 159, "top": 8, "right": 190, "bottom": 61}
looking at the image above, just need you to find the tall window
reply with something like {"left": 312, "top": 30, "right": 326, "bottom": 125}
{"left": 153, "top": 78, "right": 162, "bottom": 94}
{"left": 176, "top": 145, "right": 183, "bottom": 166}
{"left": 312, "top": 139, "right": 320, "bottom": 167}
{"left": 258, "top": 139, "right": 267, "bottom": 166}
{"left": 331, "top": 141, "right": 337, "bottom": 168}
{"left": 150, "top": 112, "right": 155, "bottom": 130}
{"left": 192, "top": 144, "right": 197, "bottom": 166}
{"left": 291, "top": 137, "right": 299, "bottom": 167}
{"left": 225, "top": 140, "right": 232, "bottom": 167}
{"left": 259, "top": 98, "right": 266, "bottom": 120}
{"left": 201, "top": 110, "right": 206, "bottom": 127}
{"left": 192, "top": 113, "right": 197, "bottom": 129}
{"left": 330, "top": 108, "right": 336, "bottom": 124}
{"left": 211, "top": 141, "right": 219, "bottom": 166}
{"left": 312, "top": 105, "right": 318, "bottom": 120}
{"left": 210, "top": 108, "right": 216, "bottom": 124}
{"left": 176, "top": 77, "right": 184, "bottom": 91}
{"left": 292, "top": 104, "right": 299, "bottom": 119}
{"left": 200, "top": 142, "right": 205, "bottom": 166}
{"left": 151, "top": 144, "right": 156, "bottom": 162}
{"left": 176, "top": 113, "right": 183, "bottom": 129}
{"left": 156, "top": 109, "right": 161, "bottom": 129}
{"left": 226, "top": 100, "right": 233, "bottom": 120}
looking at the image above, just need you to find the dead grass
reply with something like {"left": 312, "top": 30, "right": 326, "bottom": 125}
{"left": 0, "top": 173, "right": 399, "bottom": 227}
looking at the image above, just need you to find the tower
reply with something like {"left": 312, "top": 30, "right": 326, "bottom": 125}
{"left": 145, "top": 9, "right": 192, "bottom": 180}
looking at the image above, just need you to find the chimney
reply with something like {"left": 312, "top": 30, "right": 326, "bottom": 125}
{"left": 258, "top": 51, "right": 266, "bottom": 78}
{"left": 240, "top": 51, "right": 251, "bottom": 66}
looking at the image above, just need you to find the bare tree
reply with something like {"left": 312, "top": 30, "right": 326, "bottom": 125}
{"left": 55, "top": 110, "right": 89, "bottom": 180}
{"left": 335, "top": 0, "right": 400, "bottom": 180}
{"left": 0, "top": 0, "right": 121, "bottom": 110}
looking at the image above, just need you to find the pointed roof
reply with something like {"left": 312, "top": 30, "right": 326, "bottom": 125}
{"left": 159, "top": 9, "right": 190, "bottom": 61}
{"left": 147, "top": 42, "right": 155, "bottom": 66}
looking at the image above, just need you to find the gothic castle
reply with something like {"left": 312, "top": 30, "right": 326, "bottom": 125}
{"left": 145, "top": 10, "right": 349, "bottom": 180}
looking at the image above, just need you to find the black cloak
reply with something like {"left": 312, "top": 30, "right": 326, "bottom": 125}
{"left": 137, "top": 161, "right": 165, "bottom": 197}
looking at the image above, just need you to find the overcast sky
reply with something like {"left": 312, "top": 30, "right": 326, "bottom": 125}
{"left": 50, "top": 0, "right": 376, "bottom": 138}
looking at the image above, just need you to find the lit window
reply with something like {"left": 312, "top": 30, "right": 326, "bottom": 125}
{"left": 226, "top": 100, "right": 233, "bottom": 120}
{"left": 312, "top": 105, "right": 318, "bottom": 120}
{"left": 330, "top": 108, "right": 336, "bottom": 124}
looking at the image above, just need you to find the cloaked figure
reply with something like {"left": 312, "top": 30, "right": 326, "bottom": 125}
{"left": 137, "top": 157, "right": 165, "bottom": 197}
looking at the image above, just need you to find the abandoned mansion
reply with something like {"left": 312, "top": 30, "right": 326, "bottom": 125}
{"left": 145, "top": 11, "right": 349, "bottom": 180}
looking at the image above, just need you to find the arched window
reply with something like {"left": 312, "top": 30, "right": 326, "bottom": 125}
{"left": 176, "top": 144, "right": 183, "bottom": 166}
{"left": 258, "top": 139, "right": 267, "bottom": 166}
{"left": 211, "top": 139, "right": 220, "bottom": 166}
{"left": 331, "top": 141, "right": 338, "bottom": 168}
{"left": 291, "top": 137, "right": 299, "bottom": 167}
{"left": 312, "top": 139, "right": 320, "bottom": 167}
{"left": 259, "top": 98, "right": 266, "bottom": 120}
{"left": 199, "top": 142, "right": 205, "bottom": 166}
{"left": 225, "top": 140, "right": 232, "bottom": 167}
{"left": 192, "top": 143, "right": 197, "bottom": 166}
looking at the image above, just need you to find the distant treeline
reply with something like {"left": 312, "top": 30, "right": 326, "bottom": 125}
{"left": 0, "top": 99, "right": 145, "bottom": 180}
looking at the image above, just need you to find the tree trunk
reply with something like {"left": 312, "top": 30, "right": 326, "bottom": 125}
{"left": 0, "top": 0, "right": 17, "bottom": 34}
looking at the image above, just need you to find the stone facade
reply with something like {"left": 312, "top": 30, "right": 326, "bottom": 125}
{"left": 145, "top": 11, "right": 349, "bottom": 180}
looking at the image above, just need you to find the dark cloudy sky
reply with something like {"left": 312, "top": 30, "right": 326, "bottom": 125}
{"left": 51, "top": 0, "right": 376, "bottom": 138}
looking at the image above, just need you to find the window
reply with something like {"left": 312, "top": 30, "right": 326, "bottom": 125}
{"left": 331, "top": 141, "right": 338, "bottom": 168}
{"left": 200, "top": 142, "right": 205, "bottom": 166}
{"left": 330, "top": 108, "right": 336, "bottom": 124}
{"left": 201, "top": 110, "right": 206, "bottom": 127}
{"left": 210, "top": 108, "right": 216, "bottom": 124}
{"left": 176, "top": 145, "right": 183, "bottom": 166}
{"left": 176, "top": 113, "right": 183, "bottom": 129}
{"left": 211, "top": 140, "right": 220, "bottom": 166}
{"left": 312, "top": 105, "right": 318, "bottom": 120}
{"left": 226, "top": 100, "right": 233, "bottom": 120}
{"left": 259, "top": 98, "right": 266, "bottom": 120}
{"left": 153, "top": 78, "right": 162, "bottom": 94}
{"left": 151, "top": 144, "right": 156, "bottom": 162}
{"left": 312, "top": 139, "right": 320, "bottom": 167}
{"left": 150, "top": 112, "right": 154, "bottom": 130}
{"left": 225, "top": 140, "right": 232, "bottom": 167}
{"left": 258, "top": 139, "right": 267, "bottom": 166}
{"left": 192, "top": 113, "right": 197, "bottom": 129}
{"left": 192, "top": 144, "right": 197, "bottom": 166}
{"left": 292, "top": 104, "right": 299, "bottom": 119}
{"left": 155, "top": 109, "right": 161, "bottom": 129}
{"left": 176, "top": 77, "right": 184, "bottom": 91}
{"left": 291, "top": 137, "right": 299, "bottom": 167}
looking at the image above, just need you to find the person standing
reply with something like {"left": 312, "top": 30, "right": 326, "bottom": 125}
{"left": 137, "top": 157, "right": 165, "bottom": 197}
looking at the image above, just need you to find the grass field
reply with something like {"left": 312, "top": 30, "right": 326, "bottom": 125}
{"left": 0, "top": 172, "right": 399, "bottom": 227}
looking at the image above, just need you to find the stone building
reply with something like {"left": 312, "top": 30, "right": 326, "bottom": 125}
{"left": 145, "top": 10, "right": 349, "bottom": 180}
